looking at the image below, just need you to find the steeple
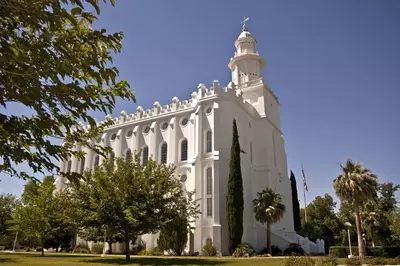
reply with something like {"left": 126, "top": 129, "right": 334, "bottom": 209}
{"left": 228, "top": 17, "right": 265, "bottom": 87}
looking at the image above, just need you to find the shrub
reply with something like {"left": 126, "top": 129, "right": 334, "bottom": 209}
{"left": 232, "top": 243, "right": 255, "bottom": 257}
{"left": 91, "top": 243, "right": 104, "bottom": 254}
{"left": 329, "top": 246, "right": 400, "bottom": 258}
{"left": 346, "top": 257, "right": 363, "bottom": 266}
{"left": 72, "top": 244, "right": 90, "bottom": 254}
{"left": 271, "top": 245, "right": 282, "bottom": 256}
{"left": 283, "top": 243, "right": 305, "bottom": 256}
{"left": 315, "top": 256, "right": 338, "bottom": 266}
{"left": 137, "top": 247, "right": 163, "bottom": 256}
{"left": 284, "top": 256, "right": 315, "bottom": 266}
{"left": 202, "top": 242, "right": 217, "bottom": 256}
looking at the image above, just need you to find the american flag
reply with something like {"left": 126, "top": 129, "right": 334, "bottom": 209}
{"left": 301, "top": 165, "right": 308, "bottom": 192}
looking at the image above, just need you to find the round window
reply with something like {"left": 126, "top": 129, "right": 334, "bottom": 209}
{"left": 206, "top": 107, "right": 212, "bottom": 114}
{"left": 143, "top": 126, "right": 150, "bottom": 134}
{"left": 180, "top": 174, "right": 187, "bottom": 182}
{"left": 110, "top": 133, "right": 117, "bottom": 141}
{"left": 126, "top": 130, "right": 133, "bottom": 138}
{"left": 181, "top": 118, "right": 188, "bottom": 126}
{"left": 161, "top": 122, "right": 168, "bottom": 130}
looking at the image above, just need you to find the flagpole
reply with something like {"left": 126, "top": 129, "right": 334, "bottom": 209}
{"left": 302, "top": 165, "right": 308, "bottom": 223}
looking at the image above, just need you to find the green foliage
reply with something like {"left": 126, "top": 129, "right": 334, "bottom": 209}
{"left": 283, "top": 243, "right": 305, "bottom": 256}
{"left": 226, "top": 119, "right": 244, "bottom": 254}
{"left": 271, "top": 245, "right": 283, "bottom": 256}
{"left": 346, "top": 257, "right": 363, "bottom": 266}
{"left": 70, "top": 155, "right": 199, "bottom": 261}
{"left": 0, "top": 194, "right": 20, "bottom": 248}
{"left": 91, "top": 243, "right": 104, "bottom": 254}
{"left": 202, "top": 240, "right": 217, "bottom": 256}
{"left": 253, "top": 187, "right": 285, "bottom": 254}
{"left": 389, "top": 211, "right": 400, "bottom": 243}
{"left": 232, "top": 243, "right": 255, "bottom": 257}
{"left": 72, "top": 244, "right": 91, "bottom": 254}
{"left": 290, "top": 171, "right": 302, "bottom": 231}
{"left": 298, "top": 194, "right": 341, "bottom": 252}
{"left": 137, "top": 247, "right": 163, "bottom": 256}
{"left": 157, "top": 215, "right": 188, "bottom": 256}
{"left": 329, "top": 246, "right": 358, "bottom": 258}
{"left": 333, "top": 159, "right": 378, "bottom": 257}
{"left": 315, "top": 256, "right": 338, "bottom": 266}
{"left": 9, "top": 176, "right": 76, "bottom": 256}
{"left": 284, "top": 256, "right": 315, "bottom": 266}
{"left": 329, "top": 246, "right": 400, "bottom": 258}
{"left": 0, "top": 0, "right": 135, "bottom": 182}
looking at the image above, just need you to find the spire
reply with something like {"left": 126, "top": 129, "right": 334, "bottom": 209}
{"left": 241, "top": 17, "right": 249, "bottom": 31}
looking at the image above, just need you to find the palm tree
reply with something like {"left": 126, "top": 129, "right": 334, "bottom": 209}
{"left": 360, "top": 201, "right": 381, "bottom": 247}
{"left": 333, "top": 159, "right": 378, "bottom": 257}
{"left": 253, "top": 187, "right": 286, "bottom": 255}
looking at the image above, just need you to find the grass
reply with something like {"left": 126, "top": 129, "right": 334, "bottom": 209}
{"left": 0, "top": 252, "right": 349, "bottom": 266}
{"left": 0, "top": 253, "right": 286, "bottom": 266}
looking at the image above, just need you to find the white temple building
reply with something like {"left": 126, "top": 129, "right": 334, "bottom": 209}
{"left": 56, "top": 21, "right": 324, "bottom": 255}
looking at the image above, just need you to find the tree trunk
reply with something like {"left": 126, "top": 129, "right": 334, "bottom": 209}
{"left": 267, "top": 222, "right": 271, "bottom": 255}
{"left": 41, "top": 248, "right": 44, "bottom": 256}
{"left": 125, "top": 233, "right": 130, "bottom": 261}
{"left": 354, "top": 204, "right": 366, "bottom": 257}
{"left": 56, "top": 247, "right": 59, "bottom": 252}
{"left": 108, "top": 241, "right": 113, "bottom": 254}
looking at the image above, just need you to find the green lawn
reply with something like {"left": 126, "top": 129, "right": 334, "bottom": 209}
{"left": 0, "top": 253, "right": 350, "bottom": 266}
{"left": 0, "top": 253, "right": 290, "bottom": 266}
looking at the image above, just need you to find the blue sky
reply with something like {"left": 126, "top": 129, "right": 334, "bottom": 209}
{"left": 1, "top": 0, "right": 399, "bottom": 208}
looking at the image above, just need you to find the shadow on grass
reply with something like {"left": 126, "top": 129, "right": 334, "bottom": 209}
{"left": 0, "top": 258, "right": 15, "bottom": 264}
{"left": 82, "top": 257, "right": 229, "bottom": 265}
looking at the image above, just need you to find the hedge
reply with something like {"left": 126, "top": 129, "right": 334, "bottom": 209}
{"left": 329, "top": 246, "right": 400, "bottom": 258}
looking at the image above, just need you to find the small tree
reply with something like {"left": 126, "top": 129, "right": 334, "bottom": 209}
{"left": 253, "top": 187, "right": 286, "bottom": 255}
{"left": 157, "top": 214, "right": 188, "bottom": 255}
{"left": 226, "top": 119, "right": 244, "bottom": 254}
{"left": 333, "top": 159, "right": 378, "bottom": 257}
{"left": 0, "top": 194, "right": 20, "bottom": 248}
{"left": 290, "top": 171, "right": 301, "bottom": 231}
{"left": 72, "top": 155, "right": 199, "bottom": 261}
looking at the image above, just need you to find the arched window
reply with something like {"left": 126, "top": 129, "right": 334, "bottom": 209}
{"left": 206, "top": 130, "right": 212, "bottom": 153}
{"left": 160, "top": 143, "right": 167, "bottom": 164}
{"left": 126, "top": 149, "right": 132, "bottom": 161}
{"left": 94, "top": 155, "right": 100, "bottom": 168}
{"left": 180, "top": 139, "right": 188, "bottom": 161}
{"left": 66, "top": 160, "right": 72, "bottom": 173}
{"left": 206, "top": 168, "right": 212, "bottom": 217}
{"left": 142, "top": 146, "right": 149, "bottom": 167}
{"left": 80, "top": 157, "right": 85, "bottom": 174}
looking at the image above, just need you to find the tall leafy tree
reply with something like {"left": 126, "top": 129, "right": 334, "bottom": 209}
{"left": 290, "top": 171, "right": 301, "bottom": 231}
{"left": 389, "top": 211, "right": 400, "bottom": 244}
{"left": 253, "top": 187, "right": 285, "bottom": 254}
{"left": 71, "top": 156, "right": 199, "bottom": 261}
{"left": 0, "top": 0, "right": 135, "bottom": 182}
{"left": 9, "top": 176, "right": 75, "bottom": 256}
{"left": 0, "top": 194, "right": 20, "bottom": 248}
{"left": 333, "top": 159, "right": 378, "bottom": 257}
{"left": 226, "top": 119, "right": 244, "bottom": 254}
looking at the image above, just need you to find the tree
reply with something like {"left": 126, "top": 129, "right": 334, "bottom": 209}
{"left": 290, "top": 171, "right": 301, "bottom": 231}
{"left": 0, "top": 194, "right": 20, "bottom": 248}
{"left": 299, "top": 194, "right": 342, "bottom": 252}
{"left": 333, "top": 159, "right": 378, "bottom": 257}
{"left": 360, "top": 201, "right": 381, "bottom": 247}
{"left": 71, "top": 156, "right": 199, "bottom": 261}
{"left": 9, "top": 176, "right": 75, "bottom": 256}
{"left": 157, "top": 214, "right": 188, "bottom": 255}
{"left": 226, "top": 119, "right": 244, "bottom": 254}
{"left": 253, "top": 187, "right": 285, "bottom": 255}
{"left": 0, "top": 0, "right": 135, "bottom": 182}
{"left": 389, "top": 211, "right": 400, "bottom": 244}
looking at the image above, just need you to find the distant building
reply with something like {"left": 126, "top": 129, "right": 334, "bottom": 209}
{"left": 56, "top": 22, "right": 324, "bottom": 255}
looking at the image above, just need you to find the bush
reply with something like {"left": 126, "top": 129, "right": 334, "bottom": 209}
{"left": 283, "top": 243, "right": 305, "bottom": 256}
{"left": 72, "top": 244, "right": 90, "bottom": 254}
{"left": 137, "top": 247, "right": 163, "bottom": 256}
{"left": 90, "top": 243, "right": 104, "bottom": 254}
{"left": 315, "top": 256, "right": 338, "bottom": 266}
{"left": 271, "top": 245, "right": 282, "bottom": 256}
{"left": 346, "top": 257, "right": 363, "bottom": 266}
{"left": 284, "top": 256, "right": 315, "bottom": 266}
{"left": 202, "top": 242, "right": 217, "bottom": 256}
{"left": 329, "top": 246, "right": 400, "bottom": 258}
{"left": 232, "top": 243, "right": 254, "bottom": 257}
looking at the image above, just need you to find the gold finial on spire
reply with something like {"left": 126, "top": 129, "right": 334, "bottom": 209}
{"left": 241, "top": 17, "right": 249, "bottom": 31}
